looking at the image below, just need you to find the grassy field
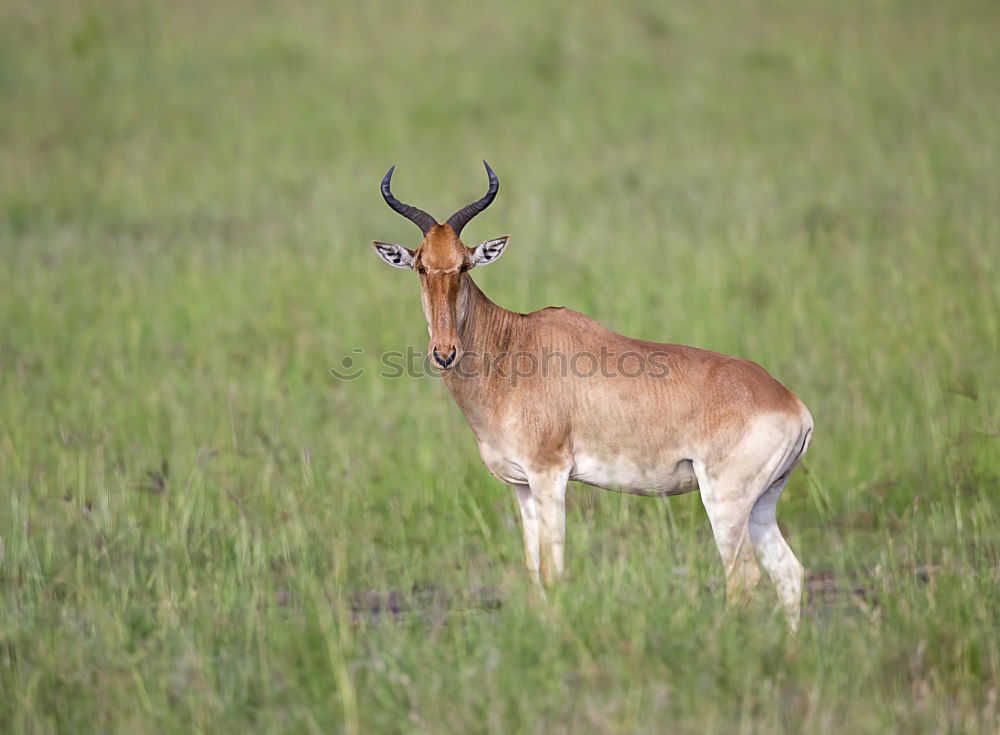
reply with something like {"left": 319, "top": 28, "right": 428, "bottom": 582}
{"left": 2, "top": 0, "right": 999, "bottom": 731}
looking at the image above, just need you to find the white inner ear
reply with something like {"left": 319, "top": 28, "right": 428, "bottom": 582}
{"left": 372, "top": 242, "right": 415, "bottom": 269}
{"left": 471, "top": 236, "right": 509, "bottom": 266}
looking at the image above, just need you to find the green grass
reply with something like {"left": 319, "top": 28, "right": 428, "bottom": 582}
{"left": 2, "top": 0, "right": 999, "bottom": 731}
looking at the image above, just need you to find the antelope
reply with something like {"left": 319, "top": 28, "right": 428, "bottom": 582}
{"left": 372, "top": 162, "right": 814, "bottom": 629}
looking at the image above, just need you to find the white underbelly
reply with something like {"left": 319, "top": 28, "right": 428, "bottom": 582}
{"left": 476, "top": 441, "right": 699, "bottom": 497}
{"left": 570, "top": 452, "right": 698, "bottom": 496}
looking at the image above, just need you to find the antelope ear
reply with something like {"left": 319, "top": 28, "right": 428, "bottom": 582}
{"left": 372, "top": 241, "right": 416, "bottom": 269}
{"left": 470, "top": 236, "right": 509, "bottom": 267}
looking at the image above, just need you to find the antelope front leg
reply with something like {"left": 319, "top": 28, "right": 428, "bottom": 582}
{"left": 528, "top": 468, "right": 570, "bottom": 586}
{"left": 513, "top": 484, "right": 541, "bottom": 586}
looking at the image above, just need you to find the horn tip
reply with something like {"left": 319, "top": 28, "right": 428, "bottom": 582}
{"left": 482, "top": 160, "right": 498, "bottom": 187}
{"left": 381, "top": 165, "right": 396, "bottom": 193}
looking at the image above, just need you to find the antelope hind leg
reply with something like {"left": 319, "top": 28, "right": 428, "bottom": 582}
{"left": 749, "top": 476, "right": 804, "bottom": 631}
{"left": 693, "top": 463, "right": 763, "bottom": 606}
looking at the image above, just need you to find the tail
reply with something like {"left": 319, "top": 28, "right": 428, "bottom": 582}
{"left": 798, "top": 402, "right": 814, "bottom": 461}
{"left": 788, "top": 401, "right": 814, "bottom": 476}
{"left": 774, "top": 400, "right": 813, "bottom": 486}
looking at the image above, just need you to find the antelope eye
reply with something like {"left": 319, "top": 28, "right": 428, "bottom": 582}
{"left": 460, "top": 264, "right": 469, "bottom": 273}
{"left": 417, "top": 266, "right": 427, "bottom": 275}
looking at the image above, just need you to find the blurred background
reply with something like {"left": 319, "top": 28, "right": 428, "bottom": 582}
{"left": 1, "top": 0, "right": 998, "bottom": 732}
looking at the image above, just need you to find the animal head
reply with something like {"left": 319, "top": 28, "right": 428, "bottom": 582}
{"left": 372, "top": 161, "right": 509, "bottom": 370}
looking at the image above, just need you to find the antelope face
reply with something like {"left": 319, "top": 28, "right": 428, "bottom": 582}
{"left": 372, "top": 162, "right": 509, "bottom": 370}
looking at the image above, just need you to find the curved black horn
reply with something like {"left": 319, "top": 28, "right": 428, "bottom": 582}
{"left": 380, "top": 166, "right": 438, "bottom": 235}
{"left": 446, "top": 160, "right": 499, "bottom": 236}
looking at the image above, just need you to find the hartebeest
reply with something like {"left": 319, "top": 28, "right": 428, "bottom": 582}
{"left": 372, "top": 162, "right": 814, "bottom": 629}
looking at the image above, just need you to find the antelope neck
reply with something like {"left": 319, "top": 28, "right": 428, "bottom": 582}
{"left": 457, "top": 277, "right": 519, "bottom": 357}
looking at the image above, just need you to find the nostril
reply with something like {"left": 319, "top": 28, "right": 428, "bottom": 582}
{"left": 433, "top": 347, "right": 457, "bottom": 368}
